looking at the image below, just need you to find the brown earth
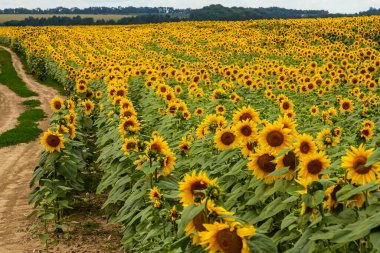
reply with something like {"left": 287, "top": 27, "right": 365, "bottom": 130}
{"left": 0, "top": 47, "right": 122, "bottom": 252}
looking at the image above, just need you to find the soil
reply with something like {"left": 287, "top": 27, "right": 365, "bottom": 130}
{"left": 0, "top": 47, "right": 122, "bottom": 252}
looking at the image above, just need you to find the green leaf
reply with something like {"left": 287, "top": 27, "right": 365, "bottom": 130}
{"left": 42, "top": 213, "right": 55, "bottom": 220}
{"left": 251, "top": 197, "right": 290, "bottom": 224}
{"left": 39, "top": 233, "right": 49, "bottom": 244}
{"left": 178, "top": 203, "right": 205, "bottom": 236}
{"left": 336, "top": 182, "right": 379, "bottom": 201}
{"left": 248, "top": 233, "right": 278, "bottom": 253}
{"left": 365, "top": 147, "right": 380, "bottom": 167}
{"left": 370, "top": 231, "right": 380, "bottom": 251}
{"left": 268, "top": 167, "right": 289, "bottom": 176}
{"left": 275, "top": 148, "right": 293, "bottom": 159}
{"left": 332, "top": 212, "right": 380, "bottom": 243}
{"left": 281, "top": 214, "right": 298, "bottom": 230}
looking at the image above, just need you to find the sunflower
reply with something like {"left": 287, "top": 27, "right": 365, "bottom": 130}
{"left": 121, "top": 137, "right": 139, "bottom": 155}
{"left": 310, "top": 105, "right": 319, "bottom": 116}
{"left": 216, "top": 105, "right": 226, "bottom": 115}
{"left": 82, "top": 99, "right": 95, "bottom": 115}
{"left": 65, "top": 99, "right": 75, "bottom": 111}
{"left": 298, "top": 151, "right": 331, "bottom": 181}
{"left": 275, "top": 150, "right": 297, "bottom": 180}
{"left": 185, "top": 200, "right": 234, "bottom": 245}
{"left": 95, "top": 90, "right": 103, "bottom": 99}
{"left": 360, "top": 126, "right": 373, "bottom": 141}
{"left": 279, "top": 99, "right": 294, "bottom": 113}
{"left": 198, "top": 221, "right": 255, "bottom": 253}
{"left": 169, "top": 205, "right": 179, "bottom": 222}
{"left": 247, "top": 147, "right": 278, "bottom": 184}
{"left": 50, "top": 96, "right": 64, "bottom": 113}
{"left": 145, "top": 136, "right": 170, "bottom": 155}
{"left": 294, "top": 134, "right": 317, "bottom": 157}
{"left": 316, "top": 129, "right": 333, "bottom": 150}
{"left": 323, "top": 184, "right": 341, "bottom": 211}
{"left": 241, "top": 141, "right": 256, "bottom": 157}
{"left": 234, "top": 120, "right": 258, "bottom": 143}
{"left": 40, "top": 129, "right": 65, "bottom": 153}
{"left": 276, "top": 115, "right": 298, "bottom": 137}
{"left": 149, "top": 187, "right": 163, "bottom": 201}
{"left": 166, "top": 102, "right": 177, "bottom": 116}
{"left": 179, "top": 136, "right": 191, "bottom": 155}
{"left": 195, "top": 107, "right": 205, "bottom": 117}
{"left": 258, "top": 122, "right": 292, "bottom": 154}
{"left": 339, "top": 98, "right": 354, "bottom": 113}
{"left": 178, "top": 171, "right": 217, "bottom": 206}
{"left": 362, "top": 119, "right": 375, "bottom": 129}
{"left": 232, "top": 106, "right": 260, "bottom": 124}
{"left": 215, "top": 127, "right": 239, "bottom": 150}
{"left": 120, "top": 107, "right": 137, "bottom": 119}
{"left": 118, "top": 116, "right": 141, "bottom": 134}
{"left": 341, "top": 144, "right": 380, "bottom": 185}
{"left": 67, "top": 124, "right": 76, "bottom": 139}
{"left": 162, "top": 153, "right": 176, "bottom": 175}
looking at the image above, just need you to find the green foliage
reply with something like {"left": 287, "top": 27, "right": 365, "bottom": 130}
{"left": 0, "top": 108, "right": 45, "bottom": 147}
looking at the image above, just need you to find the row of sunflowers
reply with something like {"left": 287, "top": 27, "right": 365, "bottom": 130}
{"left": 1, "top": 16, "right": 380, "bottom": 252}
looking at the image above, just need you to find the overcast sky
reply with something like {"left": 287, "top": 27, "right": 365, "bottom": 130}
{"left": 2, "top": 0, "right": 380, "bottom": 14}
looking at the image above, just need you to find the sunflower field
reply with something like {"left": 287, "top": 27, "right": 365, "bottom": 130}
{"left": 1, "top": 16, "right": 380, "bottom": 252}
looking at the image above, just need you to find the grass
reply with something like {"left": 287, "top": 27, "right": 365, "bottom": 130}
{"left": 0, "top": 101, "right": 45, "bottom": 147}
{"left": 0, "top": 48, "right": 37, "bottom": 97}
{"left": 0, "top": 14, "right": 138, "bottom": 23}
{"left": 22, "top": 99, "right": 41, "bottom": 108}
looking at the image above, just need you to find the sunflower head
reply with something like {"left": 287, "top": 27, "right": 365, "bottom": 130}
{"left": 298, "top": 151, "right": 331, "bottom": 181}
{"left": 258, "top": 121, "right": 292, "bottom": 154}
{"left": 215, "top": 127, "right": 239, "bottom": 150}
{"left": 40, "top": 129, "right": 65, "bottom": 153}
{"left": 248, "top": 147, "right": 278, "bottom": 184}
{"left": 50, "top": 97, "right": 65, "bottom": 113}
{"left": 294, "top": 133, "right": 317, "bottom": 157}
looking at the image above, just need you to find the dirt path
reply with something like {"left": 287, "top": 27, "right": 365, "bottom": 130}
{"left": 0, "top": 46, "right": 60, "bottom": 252}
{"left": 0, "top": 85, "right": 25, "bottom": 133}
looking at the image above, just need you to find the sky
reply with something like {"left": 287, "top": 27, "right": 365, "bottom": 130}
{"left": 2, "top": 0, "right": 380, "bottom": 14}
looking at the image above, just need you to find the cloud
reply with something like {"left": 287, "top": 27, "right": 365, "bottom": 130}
{"left": 1, "top": 0, "right": 380, "bottom": 13}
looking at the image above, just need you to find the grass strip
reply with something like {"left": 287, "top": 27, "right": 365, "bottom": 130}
{"left": 0, "top": 48, "right": 37, "bottom": 97}
{"left": 0, "top": 107, "right": 45, "bottom": 147}
{"left": 22, "top": 99, "right": 41, "bottom": 108}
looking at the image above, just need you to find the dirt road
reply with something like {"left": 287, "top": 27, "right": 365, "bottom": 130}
{"left": 0, "top": 46, "right": 60, "bottom": 252}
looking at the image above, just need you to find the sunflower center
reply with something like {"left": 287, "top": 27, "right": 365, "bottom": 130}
{"left": 331, "top": 185, "right": 342, "bottom": 201}
{"left": 361, "top": 129, "right": 369, "bottom": 136}
{"left": 283, "top": 151, "right": 296, "bottom": 171}
{"left": 354, "top": 156, "right": 371, "bottom": 174}
{"left": 123, "top": 120, "right": 134, "bottom": 129}
{"left": 257, "top": 154, "right": 276, "bottom": 173}
{"left": 282, "top": 102, "right": 290, "bottom": 110}
{"left": 85, "top": 103, "right": 92, "bottom": 111}
{"left": 54, "top": 101, "right": 62, "bottom": 110}
{"left": 246, "top": 142, "right": 254, "bottom": 151}
{"left": 266, "top": 131, "right": 284, "bottom": 147}
{"left": 221, "top": 132, "right": 236, "bottom": 146}
{"left": 190, "top": 180, "right": 208, "bottom": 199}
{"left": 239, "top": 113, "right": 252, "bottom": 121}
{"left": 300, "top": 142, "right": 310, "bottom": 154}
{"left": 46, "top": 135, "right": 61, "bottom": 147}
{"left": 192, "top": 213, "right": 206, "bottom": 232}
{"left": 342, "top": 102, "right": 350, "bottom": 110}
{"left": 216, "top": 229, "right": 243, "bottom": 253}
{"left": 241, "top": 126, "right": 252, "bottom": 136}
{"left": 150, "top": 143, "right": 162, "bottom": 154}
{"left": 307, "top": 159, "right": 323, "bottom": 174}
{"left": 126, "top": 142, "right": 135, "bottom": 149}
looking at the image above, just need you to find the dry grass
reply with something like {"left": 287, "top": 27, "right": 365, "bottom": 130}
{"left": 0, "top": 14, "right": 137, "bottom": 23}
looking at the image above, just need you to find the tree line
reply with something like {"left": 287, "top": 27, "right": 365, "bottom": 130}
{"left": 1, "top": 5, "right": 380, "bottom": 26}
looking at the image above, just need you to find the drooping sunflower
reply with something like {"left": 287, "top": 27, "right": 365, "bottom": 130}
{"left": 258, "top": 122, "right": 292, "bottom": 154}
{"left": 339, "top": 98, "right": 354, "bottom": 113}
{"left": 67, "top": 124, "right": 76, "bottom": 139}
{"left": 50, "top": 96, "right": 65, "bottom": 113}
{"left": 198, "top": 221, "right": 255, "bottom": 253}
{"left": 82, "top": 99, "right": 95, "bottom": 115}
{"left": 247, "top": 147, "right": 278, "bottom": 184}
{"left": 275, "top": 150, "right": 298, "bottom": 180}
{"left": 118, "top": 116, "right": 141, "bottom": 134}
{"left": 298, "top": 151, "right": 331, "bottom": 181}
{"left": 341, "top": 144, "right": 380, "bottom": 185}
{"left": 40, "top": 129, "right": 65, "bottom": 153}
{"left": 316, "top": 129, "right": 334, "bottom": 150}
{"left": 232, "top": 106, "right": 260, "bottom": 124}
{"left": 323, "top": 184, "right": 342, "bottom": 211}
{"left": 149, "top": 187, "right": 163, "bottom": 201}
{"left": 162, "top": 152, "right": 176, "bottom": 175}
{"left": 215, "top": 127, "right": 239, "bottom": 150}
{"left": 234, "top": 120, "right": 258, "bottom": 143}
{"left": 293, "top": 134, "right": 317, "bottom": 157}
{"left": 178, "top": 171, "right": 217, "bottom": 206}
{"left": 179, "top": 136, "right": 191, "bottom": 155}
